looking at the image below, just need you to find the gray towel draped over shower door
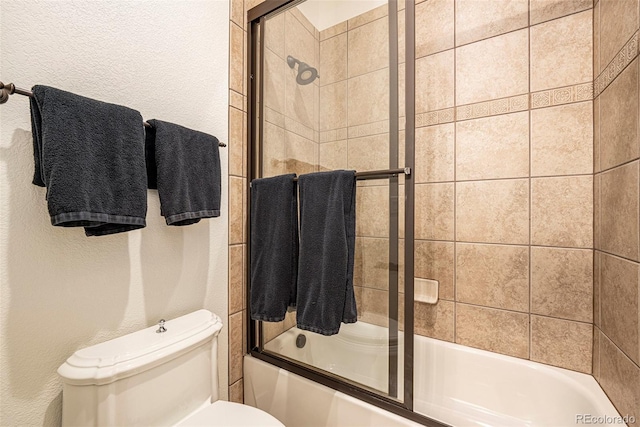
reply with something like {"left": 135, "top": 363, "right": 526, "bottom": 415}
{"left": 296, "top": 170, "right": 357, "bottom": 336}
{"left": 250, "top": 174, "right": 299, "bottom": 322}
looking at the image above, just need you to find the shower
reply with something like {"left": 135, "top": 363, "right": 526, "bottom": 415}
{"left": 286, "top": 55, "right": 319, "bottom": 85}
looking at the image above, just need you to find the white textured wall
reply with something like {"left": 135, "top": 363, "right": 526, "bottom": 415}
{"left": 0, "top": 1, "right": 229, "bottom": 426}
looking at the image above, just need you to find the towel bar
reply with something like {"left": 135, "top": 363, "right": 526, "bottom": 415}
{"left": 0, "top": 81, "right": 227, "bottom": 147}
{"left": 249, "top": 168, "right": 411, "bottom": 187}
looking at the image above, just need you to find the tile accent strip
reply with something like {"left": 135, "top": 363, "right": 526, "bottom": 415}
{"left": 348, "top": 119, "right": 389, "bottom": 138}
{"left": 594, "top": 31, "right": 639, "bottom": 97}
{"left": 530, "top": 82, "right": 593, "bottom": 109}
{"left": 416, "top": 81, "right": 595, "bottom": 128}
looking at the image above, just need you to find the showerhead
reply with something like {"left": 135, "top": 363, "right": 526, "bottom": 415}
{"left": 287, "top": 55, "right": 319, "bottom": 85}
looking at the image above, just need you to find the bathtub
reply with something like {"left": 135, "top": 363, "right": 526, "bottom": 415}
{"left": 244, "top": 321, "right": 623, "bottom": 427}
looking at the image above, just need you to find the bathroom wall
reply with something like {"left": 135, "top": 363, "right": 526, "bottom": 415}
{"left": 592, "top": 0, "right": 640, "bottom": 418}
{"left": 229, "top": 0, "right": 248, "bottom": 404}
{"left": 412, "top": 0, "right": 596, "bottom": 374}
{"left": 0, "top": 1, "right": 229, "bottom": 425}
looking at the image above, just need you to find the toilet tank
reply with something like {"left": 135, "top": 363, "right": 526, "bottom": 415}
{"left": 57, "top": 310, "right": 224, "bottom": 427}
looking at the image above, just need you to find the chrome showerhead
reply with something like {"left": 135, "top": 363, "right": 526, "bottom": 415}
{"left": 287, "top": 55, "right": 319, "bottom": 85}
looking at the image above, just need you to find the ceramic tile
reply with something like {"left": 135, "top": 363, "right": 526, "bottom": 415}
{"left": 415, "top": 183, "right": 455, "bottom": 241}
{"left": 456, "top": 111, "right": 530, "bottom": 180}
{"left": 599, "top": 59, "right": 639, "bottom": 171}
{"left": 600, "top": 161, "right": 639, "bottom": 260}
{"left": 358, "top": 287, "right": 389, "bottom": 327}
{"left": 263, "top": 122, "right": 286, "bottom": 177}
{"left": 348, "top": 16, "right": 389, "bottom": 78}
{"left": 416, "top": 50, "right": 455, "bottom": 113}
{"left": 530, "top": 0, "right": 593, "bottom": 25}
{"left": 264, "top": 49, "right": 286, "bottom": 114}
{"left": 229, "top": 177, "right": 244, "bottom": 245}
{"left": 594, "top": 0, "right": 601, "bottom": 76}
{"left": 359, "top": 237, "right": 391, "bottom": 291}
{"left": 456, "top": 0, "right": 528, "bottom": 46}
{"left": 347, "top": 133, "right": 389, "bottom": 172}
{"left": 531, "top": 101, "right": 593, "bottom": 177}
{"left": 530, "top": 10, "right": 592, "bottom": 92}
{"left": 229, "top": 107, "right": 244, "bottom": 177}
{"left": 320, "top": 81, "right": 347, "bottom": 131}
{"left": 229, "top": 244, "right": 244, "bottom": 315}
{"left": 229, "top": 312, "right": 243, "bottom": 384}
{"left": 456, "top": 243, "right": 529, "bottom": 312}
{"left": 531, "top": 315, "right": 593, "bottom": 373}
{"left": 415, "top": 0, "right": 454, "bottom": 58}
{"left": 356, "top": 185, "right": 389, "bottom": 237}
{"left": 320, "top": 32, "right": 347, "bottom": 86}
{"left": 415, "top": 300, "right": 455, "bottom": 342}
{"left": 600, "top": 252, "right": 639, "bottom": 364}
{"left": 319, "top": 140, "right": 347, "bottom": 171}
{"left": 531, "top": 247, "right": 593, "bottom": 322}
{"left": 415, "top": 240, "right": 455, "bottom": 301}
{"left": 456, "top": 29, "right": 529, "bottom": 105}
{"left": 593, "top": 326, "right": 601, "bottom": 380}
{"left": 600, "top": 0, "right": 639, "bottom": 67}
{"left": 598, "top": 333, "right": 640, "bottom": 418}
{"left": 229, "top": 379, "right": 244, "bottom": 404}
{"left": 456, "top": 304, "right": 530, "bottom": 358}
{"left": 230, "top": 22, "right": 244, "bottom": 95}
{"left": 348, "top": 68, "right": 390, "bottom": 126}
{"left": 284, "top": 131, "right": 316, "bottom": 175}
{"left": 594, "top": 251, "right": 601, "bottom": 327}
{"left": 531, "top": 176, "right": 593, "bottom": 248}
{"left": 415, "top": 123, "right": 454, "bottom": 183}
{"left": 320, "top": 21, "right": 347, "bottom": 41}
{"left": 456, "top": 179, "right": 529, "bottom": 245}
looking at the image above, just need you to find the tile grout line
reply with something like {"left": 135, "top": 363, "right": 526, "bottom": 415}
{"left": 528, "top": 0, "right": 533, "bottom": 361}
{"left": 452, "top": 0, "right": 458, "bottom": 344}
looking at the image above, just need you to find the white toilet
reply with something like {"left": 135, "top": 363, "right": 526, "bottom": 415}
{"left": 57, "top": 310, "right": 283, "bottom": 426}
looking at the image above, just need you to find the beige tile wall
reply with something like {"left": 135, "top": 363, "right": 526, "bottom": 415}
{"left": 232, "top": 2, "right": 639, "bottom": 417}
{"left": 592, "top": 0, "right": 640, "bottom": 418}
{"left": 414, "top": 0, "right": 596, "bottom": 375}
{"left": 228, "top": 0, "right": 247, "bottom": 404}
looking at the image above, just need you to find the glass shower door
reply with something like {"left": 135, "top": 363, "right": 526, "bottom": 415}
{"left": 250, "top": 0, "right": 408, "bottom": 403}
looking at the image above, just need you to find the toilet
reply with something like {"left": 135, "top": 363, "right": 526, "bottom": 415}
{"left": 57, "top": 310, "right": 283, "bottom": 426}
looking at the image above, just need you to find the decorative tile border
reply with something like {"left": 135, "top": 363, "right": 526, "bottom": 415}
{"left": 415, "top": 108, "right": 455, "bottom": 127}
{"left": 594, "top": 31, "right": 638, "bottom": 97}
{"left": 530, "top": 82, "right": 593, "bottom": 109}
{"left": 416, "top": 81, "right": 595, "bottom": 128}
{"left": 320, "top": 128, "right": 348, "bottom": 143}
{"left": 348, "top": 119, "right": 389, "bottom": 139}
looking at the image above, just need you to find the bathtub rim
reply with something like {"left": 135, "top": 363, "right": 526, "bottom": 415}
{"left": 248, "top": 346, "right": 450, "bottom": 427}
{"left": 252, "top": 328, "right": 621, "bottom": 427}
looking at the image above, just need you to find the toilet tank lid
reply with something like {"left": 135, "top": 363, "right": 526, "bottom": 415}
{"left": 58, "top": 310, "right": 223, "bottom": 386}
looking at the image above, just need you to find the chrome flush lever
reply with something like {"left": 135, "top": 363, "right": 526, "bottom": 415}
{"left": 156, "top": 319, "right": 167, "bottom": 333}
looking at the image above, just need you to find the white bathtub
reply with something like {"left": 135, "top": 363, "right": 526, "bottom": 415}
{"left": 245, "top": 322, "right": 622, "bottom": 427}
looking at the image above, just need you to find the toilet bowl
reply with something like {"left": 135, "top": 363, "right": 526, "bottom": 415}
{"left": 57, "top": 310, "right": 284, "bottom": 426}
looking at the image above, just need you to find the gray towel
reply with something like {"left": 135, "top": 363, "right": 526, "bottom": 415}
{"left": 145, "top": 119, "right": 221, "bottom": 226}
{"left": 29, "top": 85, "right": 147, "bottom": 236}
{"left": 250, "top": 174, "right": 298, "bottom": 322}
{"left": 296, "top": 170, "right": 357, "bottom": 335}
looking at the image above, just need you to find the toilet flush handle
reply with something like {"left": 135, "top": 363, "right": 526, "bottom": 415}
{"left": 156, "top": 319, "right": 167, "bottom": 333}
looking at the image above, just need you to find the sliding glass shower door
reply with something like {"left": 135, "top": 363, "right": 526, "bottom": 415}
{"left": 248, "top": 0, "right": 410, "bottom": 405}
